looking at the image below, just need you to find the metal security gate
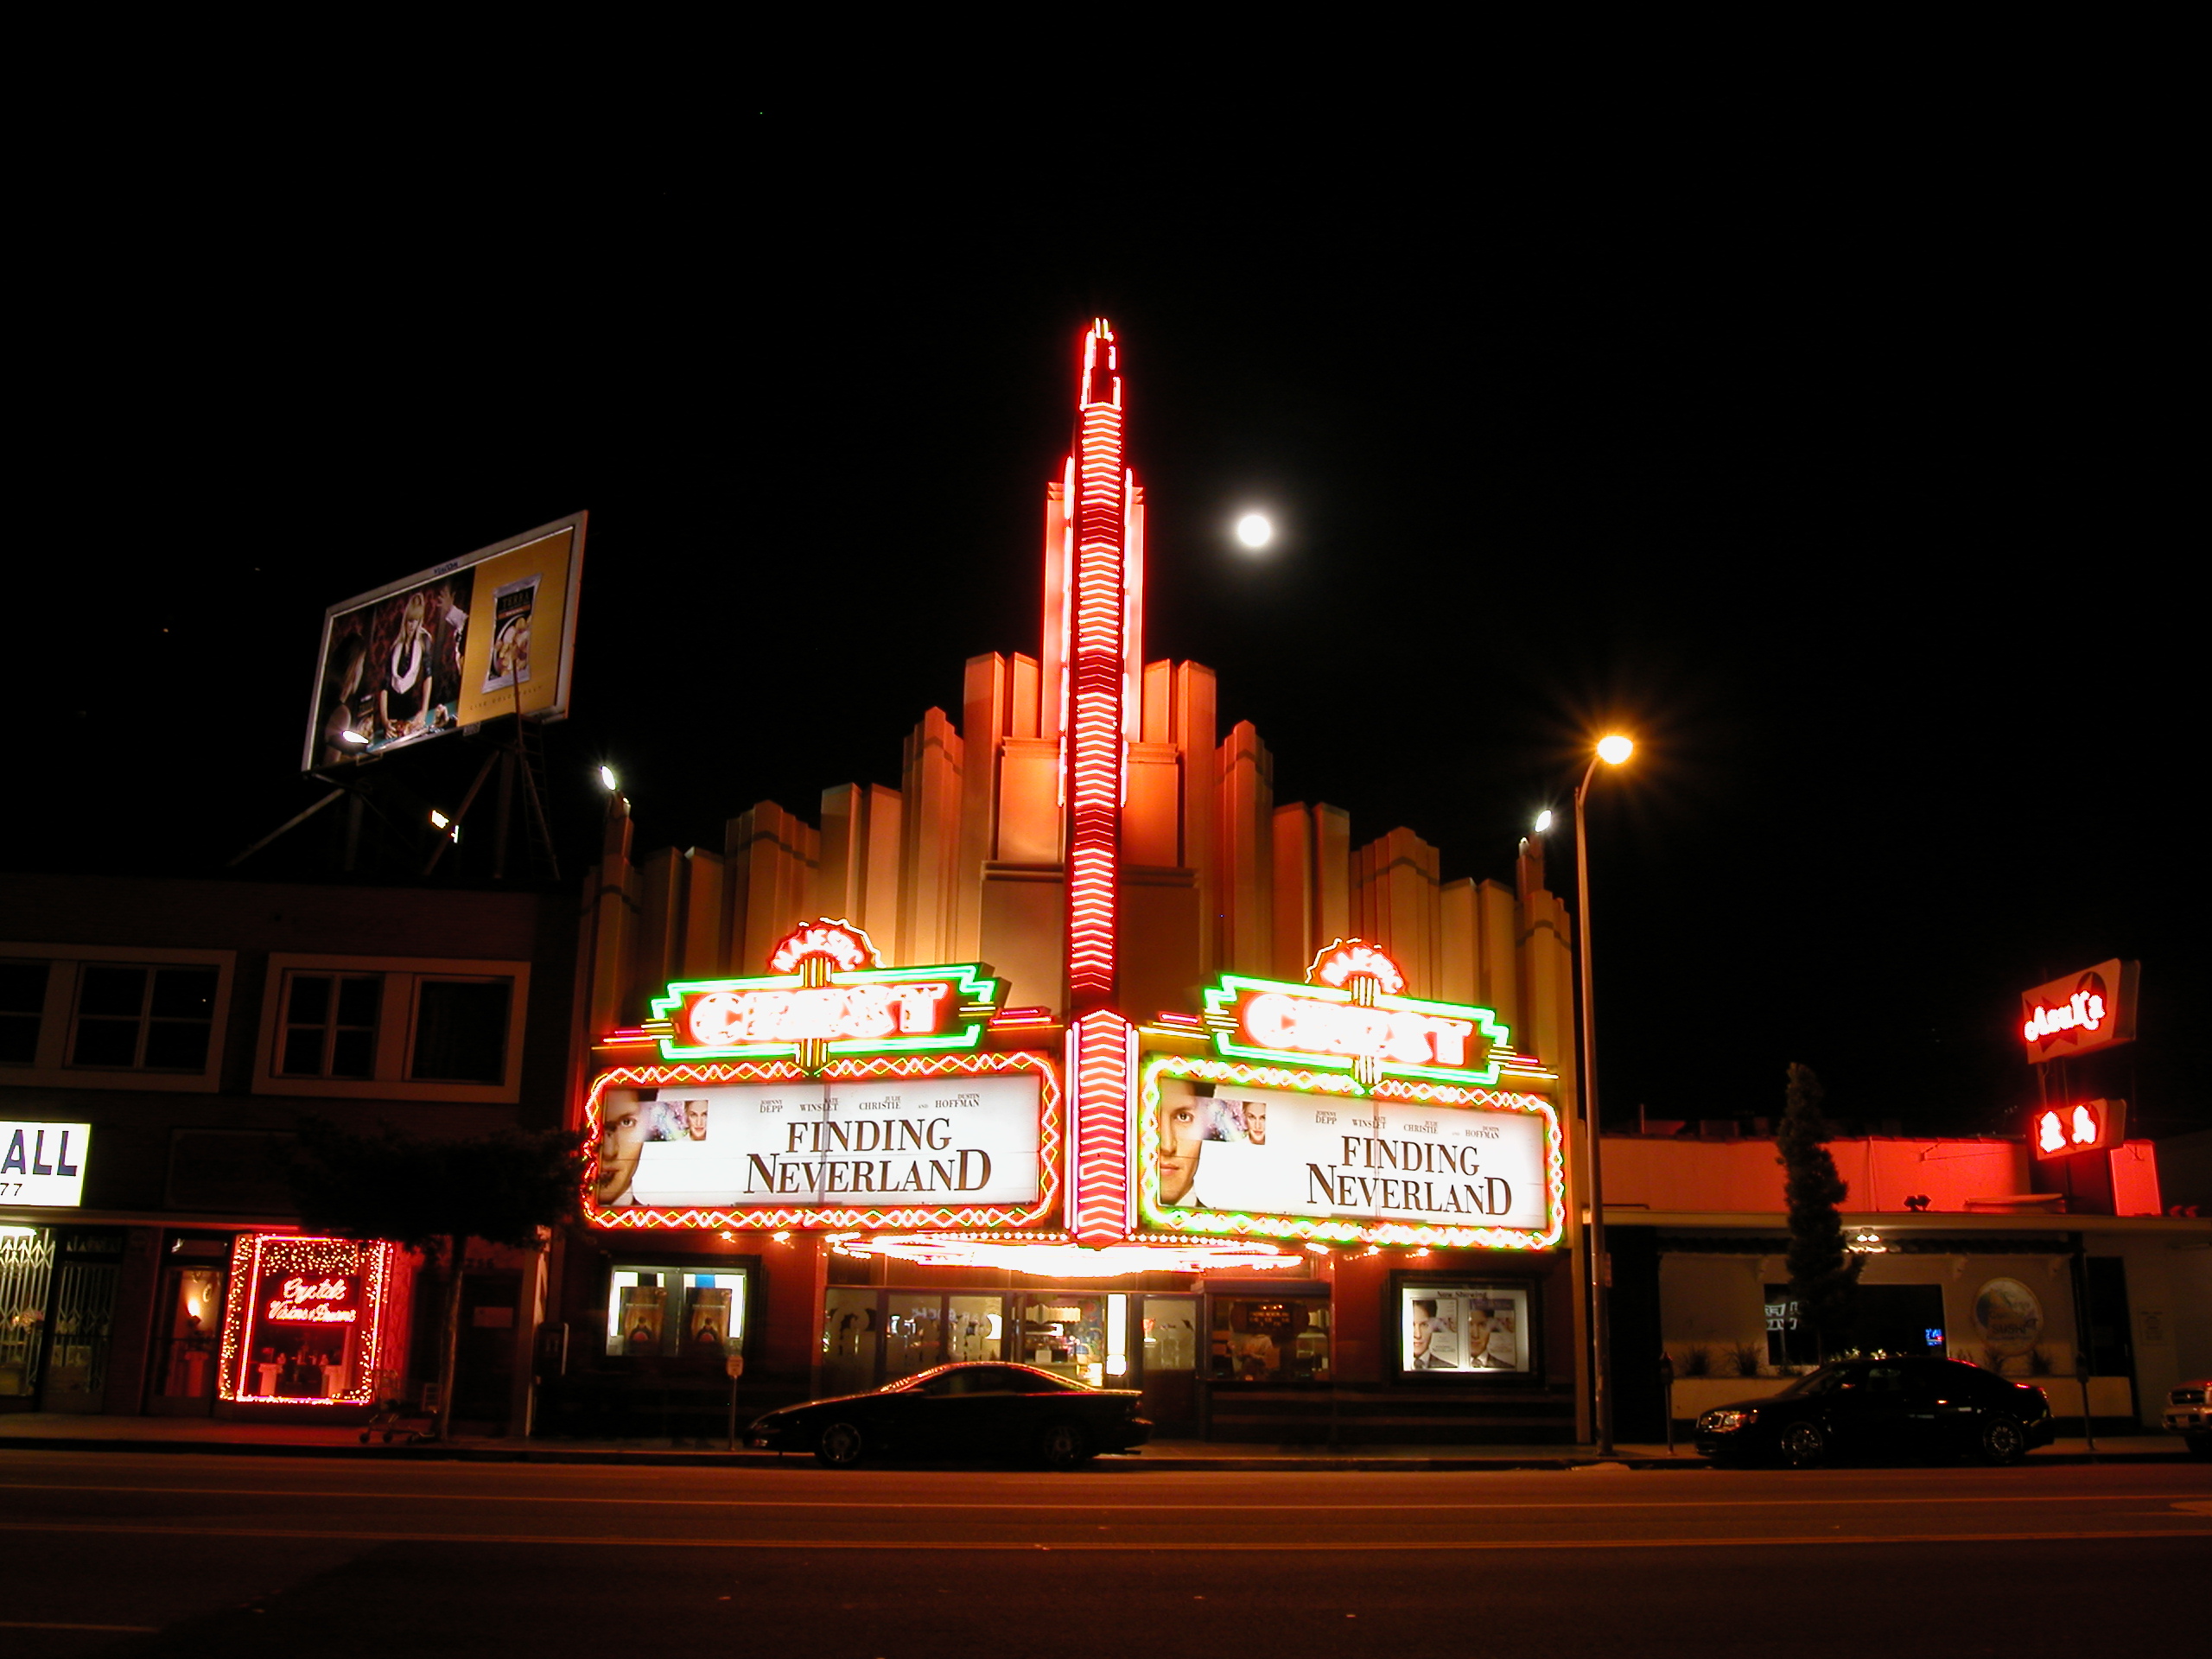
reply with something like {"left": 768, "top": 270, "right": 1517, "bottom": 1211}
{"left": 0, "top": 1230, "right": 57, "bottom": 1402}
{"left": 41, "top": 1259, "right": 118, "bottom": 1412}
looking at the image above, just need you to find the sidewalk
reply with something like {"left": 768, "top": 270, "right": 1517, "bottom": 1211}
{"left": 0, "top": 1412, "right": 2194, "bottom": 1469}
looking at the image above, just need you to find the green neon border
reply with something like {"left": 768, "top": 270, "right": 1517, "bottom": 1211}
{"left": 1198, "top": 972, "right": 1512, "bottom": 1090}
{"left": 650, "top": 963, "right": 1003, "bottom": 1063}
{"left": 1135, "top": 1051, "right": 1565, "bottom": 1251}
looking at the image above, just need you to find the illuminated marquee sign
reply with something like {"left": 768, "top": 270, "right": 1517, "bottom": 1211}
{"left": 217, "top": 1235, "right": 408, "bottom": 1408}
{"left": 1137, "top": 1052, "right": 1564, "bottom": 1251}
{"left": 2031, "top": 1098, "right": 2127, "bottom": 1160}
{"left": 1201, "top": 940, "right": 1511, "bottom": 1090}
{"left": 585, "top": 1050, "right": 1064, "bottom": 1233}
{"left": 644, "top": 919, "right": 1002, "bottom": 1071}
{"left": 2019, "top": 958, "right": 2138, "bottom": 1064}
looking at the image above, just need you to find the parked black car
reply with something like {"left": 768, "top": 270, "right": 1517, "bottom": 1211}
{"left": 747, "top": 1361, "right": 1152, "bottom": 1467}
{"left": 1695, "top": 1357, "right": 2055, "bottom": 1467}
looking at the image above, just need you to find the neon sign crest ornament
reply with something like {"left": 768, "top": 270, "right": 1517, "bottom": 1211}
{"left": 644, "top": 918, "right": 1003, "bottom": 1072}
{"left": 1200, "top": 939, "right": 1511, "bottom": 1090}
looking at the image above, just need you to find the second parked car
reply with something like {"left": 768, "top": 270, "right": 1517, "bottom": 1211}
{"left": 747, "top": 1361, "right": 1151, "bottom": 1467}
{"left": 1696, "top": 1357, "right": 2056, "bottom": 1467}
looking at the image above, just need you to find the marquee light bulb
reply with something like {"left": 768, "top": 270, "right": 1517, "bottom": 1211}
{"left": 1597, "top": 734, "right": 1634, "bottom": 766}
{"left": 1235, "top": 512, "right": 1273, "bottom": 549}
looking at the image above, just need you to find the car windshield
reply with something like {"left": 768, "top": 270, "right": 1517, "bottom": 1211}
{"left": 1774, "top": 1364, "right": 1855, "bottom": 1397}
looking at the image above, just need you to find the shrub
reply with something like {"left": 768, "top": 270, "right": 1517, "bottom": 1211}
{"left": 1730, "top": 1342, "right": 1764, "bottom": 1377}
{"left": 1681, "top": 1344, "right": 1713, "bottom": 1377}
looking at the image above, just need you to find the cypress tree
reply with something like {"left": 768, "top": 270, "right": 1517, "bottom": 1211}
{"left": 1777, "top": 1063, "right": 1863, "bottom": 1358}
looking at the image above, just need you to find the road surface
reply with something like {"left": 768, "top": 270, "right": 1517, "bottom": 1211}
{"left": 1, "top": 1449, "right": 2204, "bottom": 1655}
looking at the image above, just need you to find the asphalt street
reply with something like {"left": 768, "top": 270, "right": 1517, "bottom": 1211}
{"left": 1, "top": 1450, "right": 2205, "bottom": 1656}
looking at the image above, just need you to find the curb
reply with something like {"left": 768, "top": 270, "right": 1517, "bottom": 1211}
{"left": 0, "top": 1435, "right": 2194, "bottom": 1469}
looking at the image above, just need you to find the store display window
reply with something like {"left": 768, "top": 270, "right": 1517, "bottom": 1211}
{"left": 218, "top": 1235, "right": 410, "bottom": 1406}
{"left": 1208, "top": 1294, "right": 1330, "bottom": 1382}
{"left": 1395, "top": 1281, "right": 1532, "bottom": 1376}
{"left": 606, "top": 1266, "right": 748, "bottom": 1360}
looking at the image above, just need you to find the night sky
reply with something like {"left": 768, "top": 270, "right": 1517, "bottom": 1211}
{"left": 16, "top": 121, "right": 2196, "bottom": 1146}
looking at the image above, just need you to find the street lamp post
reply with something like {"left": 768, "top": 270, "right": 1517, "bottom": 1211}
{"left": 1573, "top": 733, "right": 1632, "bottom": 1454}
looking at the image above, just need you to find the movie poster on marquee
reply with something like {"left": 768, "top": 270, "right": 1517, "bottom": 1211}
{"left": 593, "top": 1071, "right": 1043, "bottom": 1211}
{"left": 1400, "top": 1285, "right": 1530, "bottom": 1374}
{"left": 1148, "top": 1077, "right": 1548, "bottom": 1231}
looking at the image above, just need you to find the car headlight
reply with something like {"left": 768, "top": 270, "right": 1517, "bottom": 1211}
{"left": 1700, "top": 1408, "right": 1758, "bottom": 1432}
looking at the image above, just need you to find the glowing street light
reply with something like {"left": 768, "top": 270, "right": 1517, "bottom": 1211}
{"left": 598, "top": 765, "right": 620, "bottom": 794}
{"left": 1235, "top": 512, "right": 1273, "bottom": 549}
{"left": 1533, "top": 809, "right": 1554, "bottom": 835}
{"left": 1573, "top": 732, "right": 1634, "bottom": 1455}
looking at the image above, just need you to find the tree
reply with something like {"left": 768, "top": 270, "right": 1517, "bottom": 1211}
{"left": 290, "top": 1122, "right": 584, "bottom": 1440}
{"left": 1777, "top": 1063, "right": 1863, "bottom": 1359}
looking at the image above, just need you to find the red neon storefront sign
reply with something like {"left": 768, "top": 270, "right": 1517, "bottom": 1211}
{"left": 2019, "top": 959, "right": 2137, "bottom": 1063}
{"left": 217, "top": 1236, "right": 406, "bottom": 1407}
{"left": 2031, "top": 1098, "right": 2126, "bottom": 1160}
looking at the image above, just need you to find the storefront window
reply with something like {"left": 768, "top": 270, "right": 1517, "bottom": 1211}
{"left": 1764, "top": 1284, "right": 1819, "bottom": 1369}
{"left": 1395, "top": 1283, "right": 1528, "bottom": 1376}
{"left": 886, "top": 1293, "right": 944, "bottom": 1379}
{"left": 605, "top": 1267, "right": 747, "bottom": 1360}
{"left": 1211, "top": 1294, "right": 1330, "bottom": 1382}
{"left": 945, "top": 1294, "right": 1003, "bottom": 1363}
{"left": 1016, "top": 1296, "right": 1110, "bottom": 1386}
{"left": 220, "top": 1236, "right": 405, "bottom": 1406}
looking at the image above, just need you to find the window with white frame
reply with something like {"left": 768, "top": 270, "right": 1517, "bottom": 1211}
{"left": 255, "top": 956, "right": 528, "bottom": 1103}
{"left": 0, "top": 948, "right": 234, "bottom": 1091}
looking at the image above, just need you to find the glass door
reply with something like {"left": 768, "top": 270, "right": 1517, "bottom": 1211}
{"left": 821, "top": 1288, "right": 880, "bottom": 1396}
{"left": 149, "top": 1264, "right": 226, "bottom": 1415}
{"left": 1141, "top": 1295, "right": 1199, "bottom": 1434}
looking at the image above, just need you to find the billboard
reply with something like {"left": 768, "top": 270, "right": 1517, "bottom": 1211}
{"left": 301, "top": 512, "right": 586, "bottom": 771}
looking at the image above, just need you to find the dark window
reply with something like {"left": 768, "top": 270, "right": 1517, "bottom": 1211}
{"left": 1764, "top": 1284, "right": 1821, "bottom": 1368}
{"left": 410, "top": 979, "right": 512, "bottom": 1084}
{"left": 276, "top": 973, "right": 381, "bottom": 1079}
{"left": 70, "top": 965, "right": 218, "bottom": 1071}
{"left": 0, "top": 960, "right": 46, "bottom": 1065}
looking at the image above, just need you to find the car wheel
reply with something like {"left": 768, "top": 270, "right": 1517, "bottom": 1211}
{"left": 1779, "top": 1421, "right": 1827, "bottom": 1468}
{"left": 1979, "top": 1415, "right": 2026, "bottom": 1466}
{"left": 1037, "top": 1421, "right": 1091, "bottom": 1469}
{"left": 815, "top": 1421, "right": 865, "bottom": 1468}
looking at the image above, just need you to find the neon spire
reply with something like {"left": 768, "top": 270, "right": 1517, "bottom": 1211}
{"left": 1064, "top": 318, "right": 1135, "bottom": 1244}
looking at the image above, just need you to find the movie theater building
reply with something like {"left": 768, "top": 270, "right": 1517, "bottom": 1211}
{"left": 543, "top": 321, "right": 1596, "bottom": 1446}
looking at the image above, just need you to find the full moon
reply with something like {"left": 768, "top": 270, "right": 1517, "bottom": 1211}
{"left": 1235, "top": 512, "right": 1273, "bottom": 549}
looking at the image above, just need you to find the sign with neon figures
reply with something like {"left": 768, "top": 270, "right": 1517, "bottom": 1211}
{"left": 2031, "top": 1098, "right": 2127, "bottom": 1160}
{"left": 645, "top": 919, "right": 1002, "bottom": 1071}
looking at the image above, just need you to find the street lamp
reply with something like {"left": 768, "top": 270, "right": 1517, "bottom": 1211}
{"left": 1573, "top": 733, "right": 1632, "bottom": 1453}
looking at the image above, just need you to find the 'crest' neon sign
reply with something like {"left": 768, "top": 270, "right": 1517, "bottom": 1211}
{"left": 643, "top": 918, "right": 1002, "bottom": 1071}
{"left": 1199, "top": 939, "right": 1510, "bottom": 1090}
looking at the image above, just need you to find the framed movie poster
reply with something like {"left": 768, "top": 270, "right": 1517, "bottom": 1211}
{"left": 1396, "top": 1281, "right": 1533, "bottom": 1376}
